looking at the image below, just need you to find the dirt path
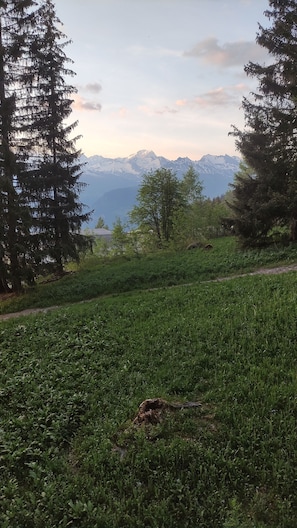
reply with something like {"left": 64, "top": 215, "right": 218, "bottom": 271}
{"left": 0, "top": 305, "right": 59, "bottom": 322}
{"left": 1, "top": 263, "right": 297, "bottom": 322}
{"left": 209, "top": 263, "right": 297, "bottom": 282}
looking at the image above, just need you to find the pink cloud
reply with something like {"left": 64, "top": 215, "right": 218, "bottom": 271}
{"left": 72, "top": 94, "right": 102, "bottom": 111}
{"left": 111, "top": 107, "right": 128, "bottom": 119}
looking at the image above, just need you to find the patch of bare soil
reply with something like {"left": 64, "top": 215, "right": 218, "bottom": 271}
{"left": 111, "top": 398, "right": 217, "bottom": 459}
{"left": 211, "top": 263, "right": 297, "bottom": 282}
{"left": 132, "top": 398, "right": 202, "bottom": 426}
{"left": 0, "top": 305, "right": 58, "bottom": 321}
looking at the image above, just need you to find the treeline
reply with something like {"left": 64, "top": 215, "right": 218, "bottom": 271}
{"left": 0, "top": 0, "right": 90, "bottom": 293}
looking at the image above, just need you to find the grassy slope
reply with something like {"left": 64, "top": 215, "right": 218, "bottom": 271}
{"left": 1, "top": 238, "right": 297, "bottom": 527}
{"left": 2, "top": 236, "right": 297, "bottom": 315}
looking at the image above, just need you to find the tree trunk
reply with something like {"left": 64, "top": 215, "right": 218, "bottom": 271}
{"left": 290, "top": 218, "right": 297, "bottom": 241}
{"left": 0, "top": 272, "right": 10, "bottom": 293}
{"left": 0, "top": 17, "right": 22, "bottom": 293}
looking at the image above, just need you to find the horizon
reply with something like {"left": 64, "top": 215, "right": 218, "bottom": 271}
{"left": 82, "top": 148, "right": 242, "bottom": 163}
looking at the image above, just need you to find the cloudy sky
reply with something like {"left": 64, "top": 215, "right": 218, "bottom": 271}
{"left": 55, "top": 0, "right": 270, "bottom": 160}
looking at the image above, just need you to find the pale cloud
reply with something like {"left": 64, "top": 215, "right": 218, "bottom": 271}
{"left": 138, "top": 83, "right": 248, "bottom": 117}
{"left": 195, "top": 87, "right": 238, "bottom": 107}
{"left": 72, "top": 94, "right": 102, "bottom": 111}
{"left": 155, "top": 106, "right": 178, "bottom": 115}
{"left": 175, "top": 99, "right": 188, "bottom": 107}
{"left": 111, "top": 107, "right": 128, "bottom": 119}
{"left": 85, "top": 82, "right": 102, "bottom": 93}
{"left": 184, "top": 37, "right": 267, "bottom": 67}
{"left": 175, "top": 83, "right": 249, "bottom": 109}
{"left": 139, "top": 103, "right": 178, "bottom": 116}
{"left": 118, "top": 107, "right": 128, "bottom": 118}
{"left": 77, "top": 82, "right": 102, "bottom": 93}
{"left": 138, "top": 105, "right": 152, "bottom": 116}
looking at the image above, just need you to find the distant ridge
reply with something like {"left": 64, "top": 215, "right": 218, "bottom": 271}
{"left": 80, "top": 150, "right": 241, "bottom": 228}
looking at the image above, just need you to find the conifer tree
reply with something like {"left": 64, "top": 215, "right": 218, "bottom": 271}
{"left": 230, "top": 0, "right": 297, "bottom": 245}
{"left": 23, "top": 0, "right": 91, "bottom": 275}
{"left": 226, "top": 162, "right": 269, "bottom": 246}
{"left": 0, "top": 0, "right": 36, "bottom": 292}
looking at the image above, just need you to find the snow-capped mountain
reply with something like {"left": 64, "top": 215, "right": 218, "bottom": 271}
{"left": 80, "top": 150, "right": 241, "bottom": 228}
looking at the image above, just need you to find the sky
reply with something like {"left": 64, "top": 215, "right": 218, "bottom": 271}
{"left": 55, "top": 0, "right": 270, "bottom": 161}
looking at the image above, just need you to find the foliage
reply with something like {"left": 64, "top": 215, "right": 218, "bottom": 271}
{"left": 230, "top": 1, "right": 297, "bottom": 246}
{"left": 95, "top": 216, "right": 109, "bottom": 229}
{"left": 129, "top": 168, "right": 185, "bottom": 246}
{"left": 170, "top": 165, "right": 205, "bottom": 248}
{"left": 111, "top": 218, "right": 129, "bottom": 256}
{"left": 169, "top": 192, "right": 233, "bottom": 250}
{"left": 226, "top": 162, "right": 268, "bottom": 247}
{"left": 1, "top": 261, "right": 297, "bottom": 526}
{"left": 0, "top": 0, "right": 90, "bottom": 292}
{"left": 128, "top": 165, "right": 223, "bottom": 251}
{"left": 0, "top": 0, "right": 37, "bottom": 292}
{"left": 24, "top": 0, "right": 91, "bottom": 274}
{"left": 90, "top": 235, "right": 110, "bottom": 258}
{"left": 179, "top": 164, "right": 204, "bottom": 205}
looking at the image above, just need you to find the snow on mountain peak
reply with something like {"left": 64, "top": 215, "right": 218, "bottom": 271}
{"left": 82, "top": 151, "right": 241, "bottom": 179}
{"left": 127, "top": 150, "right": 161, "bottom": 171}
{"left": 199, "top": 154, "right": 240, "bottom": 172}
{"left": 132, "top": 149, "right": 157, "bottom": 158}
{"left": 80, "top": 151, "right": 241, "bottom": 227}
{"left": 127, "top": 150, "right": 158, "bottom": 162}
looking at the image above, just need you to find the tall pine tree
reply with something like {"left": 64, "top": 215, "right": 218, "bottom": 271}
{"left": 23, "top": 0, "right": 91, "bottom": 275}
{"left": 230, "top": 0, "right": 297, "bottom": 246}
{"left": 0, "top": 0, "right": 37, "bottom": 292}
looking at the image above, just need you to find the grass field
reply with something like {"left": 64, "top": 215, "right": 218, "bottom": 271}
{"left": 1, "top": 237, "right": 297, "bottom": 527}
{"left": 2, "top": 236, "right": 297, "bottom": 315}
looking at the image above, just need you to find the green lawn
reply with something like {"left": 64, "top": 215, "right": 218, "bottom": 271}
{"left": 0, "top": 238, "right": 297, "bottom": 527}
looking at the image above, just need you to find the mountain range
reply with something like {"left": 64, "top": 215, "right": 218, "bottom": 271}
{"left": 79, "top": 150, "right": 241, "bottom": 228}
